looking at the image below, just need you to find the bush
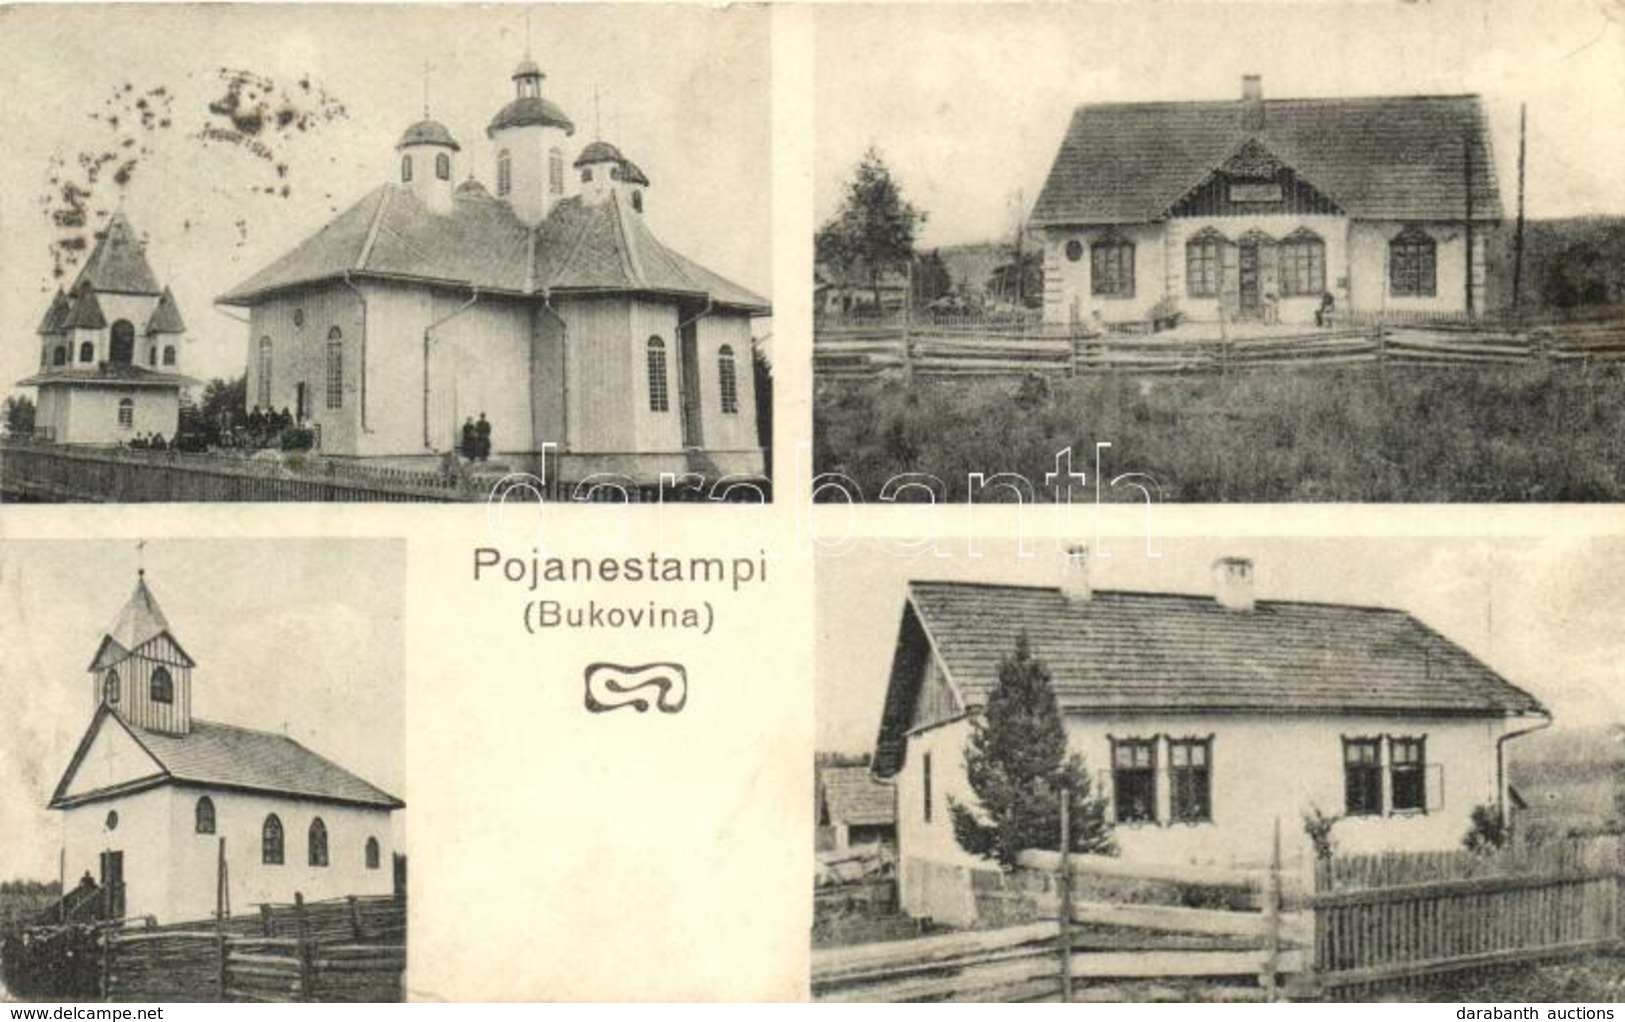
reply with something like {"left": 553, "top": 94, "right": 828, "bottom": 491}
{"left": 1464, "top": 803, "right": 1509, "bottom": 853}
{"left": 278, "top": 427, "right": 315, "bottom": 451}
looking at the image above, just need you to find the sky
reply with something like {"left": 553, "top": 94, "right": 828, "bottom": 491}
{"left": 815, "top": 0, "right": 1625, "bottom": 249}
{"left": 0, "top": 4, "right": 771, "bottom": 394}
{"left": 815, "top": 535, "right": 1625, "bottom": 754}
{"left": 0, "top": 538, "right": 406, "bottom": 882}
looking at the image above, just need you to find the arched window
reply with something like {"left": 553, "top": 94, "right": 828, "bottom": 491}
{"left": 109, "top": 320, "right": 135, "bottom": 364}
{"left": 609, "top": 165, "right": 622, "bottom": 182}
{"left": 717, "top": 344, "right": 739, "bottom": 415}
{"left": 1186, "top": 230, "right": 1224, "bottom": 298}
{"left": 365, "top": 837, "right": 381, "bottom": 870}
{"left": 497, "top": 150, "right": 512, "bottom": 197}
{"left": 117, "top": 398, "right": 134, "bottom": 428}
{"left": 162, "top": 345, "right": 176, "bottom": 366}
{"left": 632, "top": 190, "right": 643, "bottom": 214}
{"left": 148, "top": 347, "right": 158, "bottom": 366}
{"left": 646, "top": 337, "right": 670, "bottom": 413}
{"left": 262, "top": 814, "right": 284, "bottom": 865}
{"left": 435, "top": 152, "right": 451, "bottom": 181}
{"left": 1090, "top": 234, "right": 1135, "bottom": 297}
{"left": 103, "top": 669, "right": 120, "bottom": 705}
{"left": 150, "top": 666, "right": 173, "bottom": 704}
{"left": 1280, "top": 229, "right": 1326, "bottom": 297}
{"left": 52, "top": 346, "right": 67, "bottom": 366}
{"left": 79, "top": 341, "right": 95, "bottom": 363}
{"left": 195, "top": 796, "right": 215, "bottom": 835}
{"left": 308, "top": 818, "right": 329, "bottom": 867}
{"left": 257, "top": 337, "right": 273, "bottom": 409}
{"left": 326, "top": 328, "right": 344, "bottom": 409}
{"left": 549, "top": 148, "right": 564, "bottom": 196}
{"left": 1389, "top": 225, "right": 1437, "bottom": 297}
{"left": 401, "top": 155, "right": 413, "bottom": 183}
{"left": 581, "top": 167, "right": 593, "bottom": 184}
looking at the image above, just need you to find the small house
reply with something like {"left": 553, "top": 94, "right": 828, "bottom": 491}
{"left": 816, "top": 764, "right": 897, "bottom": 851}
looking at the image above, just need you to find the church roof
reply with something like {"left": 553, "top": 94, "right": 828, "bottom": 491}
{"left": 217, "top": 184, "right": 769, "bottom": 313}
{"left": 575, "top": 140, "right": 625, "bottom": 167}
{"left": 70, "top": 212, "right": 163, "bottom": 296}
{"left": 487, "top": 95, "right": 576, "bottom": 137}
{"left": 145, "top": 287, "right": 186, "bottom": 334}
{"left": 512, "top": 58, "right": 542, "bottom": 79}
{"left": 36, "top": 290, "right": 71, "bottom": 334}
{"left": 620, "top": 159, "right": 650, "bottom": 187}
{"left": 61, "top": 286, "right": 107, "bottom": 330}
{"left": 107, "top": 573, "right": 172, "bottom": 651}
{"left": 16, "top": 363, "right": 199, "bottom": 389}
{"left": 455, "top": 177, "right": 494, "bottom": 199}
{"left": 397, "top": 118, "right": 461, "bottom": 151}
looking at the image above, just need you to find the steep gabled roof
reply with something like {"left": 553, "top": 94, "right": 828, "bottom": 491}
{"left": 1031, "top": 94, "right": 1503, "bottom": 227}
{"left": 61, "top": 286, "right": 107, "bottom": 330}
{"left": 873, "top": 581, "right": 1545, "bottom": 778}
{"left": 70, "top": 212, "right": 162, "bottom": 296}
{"left": 37, "top": 290, "right": 71, "bottom": 334}
{"left": 819, "top": 765, "right": 896, "bottom": 828}
{"left": 145, "top": 287, "right": 186, "bottom": 335}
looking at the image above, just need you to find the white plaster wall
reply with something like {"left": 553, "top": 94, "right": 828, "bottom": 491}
{"left": 60, "top": 721, "right": 163, "bottom": 801}
{"left": 62, "top": 786, "right": 173, "bottom": 923}
{"left": 1043, "top": 224, "right": 1166, "bottom": 326}
{"left": 493, "top": 124, "right": 569, "bottom": 227}
{"left": 629, "top": 298, "right": 685, "bottom": 453}
{"left": 55, "top": 387, "right": 177, "bottom": 445}
{"left": 246, "top": 285, "right": 365, "bottom": 452}
{"left": 1348, "top": 221, "right": 1490, "bottom": 315}
{"left": 430, "top": 294, "right": 534, "bottom": 456}
{"left": 695, "top": 314, "right": 760, "bottom": 456}
{"left": 1164, "top": 214, "right": 1349, "bottom": 325}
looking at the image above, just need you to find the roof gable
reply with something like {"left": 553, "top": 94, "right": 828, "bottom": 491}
{"left": 71, "top": 213, "right": 163, "bottom": 296}
{"left": 145, "top": 287, "right": 186, "bottom": 335}
{"left": 62, "top": 286, "right": 107, "bottom": 330}
{"left": 51, "top": 708, "right": 167, "bottom": 808}
{"left": 37, "top": 290, "right": 71, "bottom": 335}
{"left": 819, "top": 765, "right": 896, "bottom": 828}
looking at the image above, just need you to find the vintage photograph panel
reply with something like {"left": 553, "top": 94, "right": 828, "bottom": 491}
{"left": 814, "top": 536, "right": 1625, "bottom": 1000}
{"left": 0, "top": 538, "right": 406, "bottom": 1002}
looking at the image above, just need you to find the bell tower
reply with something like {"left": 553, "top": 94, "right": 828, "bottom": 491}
{"left": 87, "top": 570, "right": 196, "bottom": 735}
{"left": 487, "top": 57, "right": 576, "bottom": 226}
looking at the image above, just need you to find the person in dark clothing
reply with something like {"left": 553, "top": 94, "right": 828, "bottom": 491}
{"left": 460, "top": 417, "right": 476, "bottom": 460}
{"left": 474, "top": 412, "right": 491, "bottom": 463}
{"left": 149, "top": 432, "right": 167, "bottom": 450}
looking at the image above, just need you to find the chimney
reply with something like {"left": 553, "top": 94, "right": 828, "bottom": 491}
{"left": 1213, "top": 557, "right": 1255, "bottom": 612}
{"left": 1060, "top": 544, "right": 1091, "bottom": 604}
{"left": 1241, "top": 74, "right": 1264, "bottom": 131}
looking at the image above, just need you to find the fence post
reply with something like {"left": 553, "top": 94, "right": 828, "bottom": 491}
{"left": 1058, "top": 787, "right": 1072, "bottom": 1003}
{"left": 100, "top": 928, "right": 112, "bottom": 1001}
{"left": 1262, "top": 816, "right": 1282, "bottom": 1001}
{"left": 259, "top": 903, "right": 273, "bottom": 937}
{"left": 348, "top": 895, "right": 363, "bottom": 941}
{"left": 294, "top": 891, "right": 312, "bottom": 1002}
{"left": 216, "top": 837, "right": 228, "bottom": 1000}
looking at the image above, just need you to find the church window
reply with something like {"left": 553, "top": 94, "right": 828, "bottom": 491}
{"left": 103, "top": 669, "right": 120, "bottom": 705}
{"left": 257, "top": 337, "right": 273, "bottom": 409}
{"left": 717, "top": 344, "right": 739, "bottom": 415}
{"left": 365, "top": 837, "right": 381, "bottom": 870}
{"left": 1186, "top": 231, "right": 1223, "bottom": 297}
{"left": 195, "top": 796, "right": 215, "bottom": 835}
{"left": 308, "top": 818, "right": 329, "bottom": 867}
{"left": 262, "top": 814, "right": 284, "bottom": 864}
{"left": 149, "top": 347, "right": 157, "bottom": 366}
{"left": 326, "top": 328, "right": 344, "bottom": 409}
{"left": 150, "top": 666, "right": 173, "bottom": 704}
{"left": 292, "top": 308, "right": 305, "bottom": 328}
{"left": 53, "top": 346, "right": 67, "bottom": 366}
{"left": 162, "top": 345, "right": 176, "bottom": 367}
{"left": 117, "top": 398, "right": 134, "bottom": 428}
{"left": 1281, "top": 229, "right": 1326, "bottom": 297}
{"left": 581, "top": 167, "right": 593, "bottom": 184}
{"left": 1091, "top": 235, "right": 1135, "bottom": 297}
{"left": 1390, "top": 225, "right": 1437, "bottom": 297}
{"left": 401, "top": 155, "right": 413, "bottom": 184}
{"left": 435, "top": 152, "right": 451, "bottom": 181}
{"left": 497, "top": 150, "right": 512, "bottom": 197}
{"left": 646, "top": 337, "right": 670, "bottom": 413}
{"left": 110, "top": 320, "right": 135, "bottom": 365}
{"left": 632, "top": 190, "right": 643, "bottom": 214}
{"left": 79, "top": 341, "right": 95, "bottom": 363}
{"left": 549, "top": 148, "right": 564, "bottom": 196}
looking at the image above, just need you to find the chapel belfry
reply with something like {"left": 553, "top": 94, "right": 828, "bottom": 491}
{"left": 487, "top": 56, "right": 577, "bottom": 227}
{"left": 87, "top": 570, "right": 196, "bottom": 735}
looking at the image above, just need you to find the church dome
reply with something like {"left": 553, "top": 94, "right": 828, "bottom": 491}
{"left": 455, "top": 177, "right": 494, "bottom": 200}
{"left": 512, "top": 58, "right": 542, "bottom": 80}
{"left": 620, "top": 158, "right": 650, "bottom": 187}
{"left": 574, "top": 140, "right": 625, "bottom": 167}
{"left": 487, "top": 96, "right": 576, "bottom": 137}
{"left": 397, "top": 118, "right": 461, "bottom": 152}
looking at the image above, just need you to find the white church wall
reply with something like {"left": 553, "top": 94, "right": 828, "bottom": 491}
{"left": 55, "top": 386, "right": 177, "bottom": 445}
{"left": 356, "top": 282, "right": 436, "bottom": 458}
{"left": 246, "top": 285, "right": 365, "bottom": 453}
{"left": 564, "top": 296, "right": 638, "bottom": 454}
{"left": 629, "top": 298, "right": 685, "bottom": 454}
{"left": 62, "top": 786, "right": 173, "bottom": 923}
{"left": 429, "top": 292, "right": 534, "bottom": 457}
{"left": 694, "top": 313, "right": 761, "bottom": 468}
{"left": 59, "top": 719, "right": 163, "bottom": 802}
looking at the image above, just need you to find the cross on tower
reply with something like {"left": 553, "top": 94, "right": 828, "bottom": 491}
{"left": 421, "top": 60, "right": 434, "bottom": 118}
{"left": 136, "top": 539, "right": 146, "bottom": 580}
{"left": 592, "top": 85, "right": 603, "bottom": 140}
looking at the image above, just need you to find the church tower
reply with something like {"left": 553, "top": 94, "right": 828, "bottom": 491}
{"left": 486, "top": 57, "right": 576, "bottom": 227}
{"left": 87, "top": 571, "right": 196, "bottom": 735}
{"left": 396, "top": 117, "right": 461, "bottom": 217}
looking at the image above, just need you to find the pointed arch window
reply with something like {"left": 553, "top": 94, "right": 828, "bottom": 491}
{"left": 195, "top": 796, "right": 215, "bottom": 835}
{"left": 365, "top": 837, "right": 381, "bottom": 870}
{"left": 262, "top": 814, "right": 284, "bottom": 865}
{"left": 1186, "top": 230, "right": 1225, "bottom": 298}
{"left": 717, "top": 344, "right": 739, "bottom": 415}
{"left": 497, "top": 150, "right": 512, "bottom": 197}
{"left": 549, "top": 148, "right": 564, "bottom": 196}
{"left": 117, "top": 398, "right": 134, "bottom": 428}
{"left": 435, "top": 152, "right": 451, "bottom": 181}
{"left": 53, "top": 346, "right": 67, "bottom": 366}
{"left": 646, "top": 337, "right": 670, "bottom": 413}
{"left": 632, "top": 190, "right": 643, "bottom": 214}
{"left": 1281, "top": 229, "right": 1326, "bottom": 297}
{"left": 1390, "top": 226, "right": 1437, "bottom": 297}
{"left": 401, "top": 155, "right": 413, "bottom": 184}
{"left": 326, "top": 327, "right": 344, "bottom": 409}
{"left": 162, "top": 345, "right": 176, "bottom": 367}
{"left": 149, "top": 347, "right": 158, "bottom": 367}
{"left": 79, "top": 341, "right": 95, "bottom": 363}
{"left": 150, "top": 666, "right": 173, "bottom": 704}
{"left": 103, "top": 669, "right": 120, "bottom": 705}
{"left": 308, "top": 818, "right": 329, "bottom": 867}
{"left": 257, "top": 337, "right": 273, "bottom": 409}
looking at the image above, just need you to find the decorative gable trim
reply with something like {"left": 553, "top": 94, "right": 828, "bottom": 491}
{"left": 129, "top": 630, "right": 197, "bottom": 669}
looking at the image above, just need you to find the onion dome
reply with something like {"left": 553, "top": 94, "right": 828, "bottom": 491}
{"left": 455, "top": 177, "right": 494, "bottom": 200}
{"left": 396, "top": 118, "right": 461, "bottom": 152}
{"left": 573, "top": 140, "right": 625, "bottom": 168}
{"left": 513, "top": 58, "right": 542, "bottom": 80}
{"left": 620, "top": 159, "right": 650, "bottom": 187}
{"left": 487, "top": 95, "right": 576, "bottom": 137}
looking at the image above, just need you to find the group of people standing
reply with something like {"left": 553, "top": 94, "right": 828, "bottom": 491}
{"left": 245, "top": 405, "right": 296, "bottom": 447}
{"left": 460, "top": 412, "right": 494, "bottom": 463}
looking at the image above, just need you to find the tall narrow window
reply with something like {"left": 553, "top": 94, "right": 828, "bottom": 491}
{"left": 53, "top": 346, "right": 67, "bottom": 366}
{"left": 1111, "top": 738, "right": 1157, "bottom": 823}
{"left": 1280, "top": 229, "right": 1326, "bottom": 296}
{"left": 1091, "top": 236, "right": 1135, "bottom": 297}
{"left": 308, "top": 818, "right": 329, "bottom": 867}
{"left": 581, "top": 167, "right": 593, "bottom": 184}
{"left": 326, "top": 328, "right": 344, "bottom": 409}
{"left": 162, "top": 345, "right": 176, "bottom": 366}
{"left": 435, "top": 152, "right": 451, "bottom": 181}
{"left": 195, "top": 796, "right": 215, "bottom": 835}
{"left": 365, "top": 837, "right": 381, "bottom": 870}
{"left": 1389, "top": 226, "right": 1437, "bottom": 297}
{"left": 103, "top": 669, "right": 120, "bottom": 705}
{"left": 80, "top": 341, "right": 95, "bottom": 363}
{"left": 1344, "top": 738, "right": 1383, "bottom": 816}
{"left": 632, "top": 190, "right": 644, "bottom": 214}
{"left": 922, "top": 751, "right": 933, "bottom": 823}
{"left": 497, "top": 150, "right": 512, "bottom": 197}
{"left": 717, "top": 344, "right": 739, "bottom": 415}
{"left": 257, "top": 337, "right": 273, "bottom": 409}
{"left": 401, "top": 155, "right": 413, "bottom": 183}
{"left": 117, "top": 398, "right": 134, "bottom": 428}
{"left": 148, "top": 347, "right": 157, "bottom": 366}
{"left": 549, "top": 148, "right": 564, "bottom": 196}
{"left": 1186, "top": 231, "right": 1223, "bottom": 297}
{"left": 646, "top": 337, "right": 670, "bottom": 413}
{"left": 1169, "top": 738, "right": 1212, "bottom": 823}
{"left": 1391, "top": 737, "right": 1426, "bottom": 812}
{"left": 262, "top": 814, "right": 284, "bottom": 865}
{"left": 149, "top": 666, "right": 173, "bottom": 704}
{"left": 109, "top": 321, "right": 135, "bottom": 364}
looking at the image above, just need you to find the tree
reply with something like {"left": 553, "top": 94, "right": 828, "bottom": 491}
{"left": 198, "top": 375, "right": 247, "bottom": 442}
{"left": 950, "top": 633, "right": 1113, "bottom": 869}
{"left": 816, "top": 147, "right": 926, "bottom": 310}
{"left": 2, "top": 395, "right": 36, "bottom": 438}
{"left": 912, "top": 250, "right": 953, "bottom": 308}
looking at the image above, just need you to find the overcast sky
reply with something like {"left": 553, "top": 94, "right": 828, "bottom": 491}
{"left": 0, "top": 4, "right": 770, "bottom": 393}
{"left": 0, "top": 539, "right": 405, "bottom": 883}
{"left": 815, "top": 1, "right": 1625, "bottom": 249}
{"left": 816, "top": 535, "right": 1625, "bottom": 754}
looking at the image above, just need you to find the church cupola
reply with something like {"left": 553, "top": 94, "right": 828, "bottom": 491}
{"left": 396, "top": 117, "right": 461, "bottom": 216}
{"left": 574, "top": 141, "right": 624, "bottom": 207}
{"left": 487, "top": 57, "right": 576, "bottom": 227}
{"left": 87, "top": 571, "right": 196, "bottom": 735}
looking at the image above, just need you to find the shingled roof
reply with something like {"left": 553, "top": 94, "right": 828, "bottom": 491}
{"left": 873, "top": 581, "right": 1544, "bottom": 777}
{"left": 70, "top": 213, "right": 163, "bottom": 296}
{"left": 1031, "top": 94, "right": 1503, "bottom": 227}
{"left": 37, "top": 290, "right": 71, "bottom": 334}
{"left": 16, "top": 363, "right": 198, "bottom": 389}
{"left": 217, "top": 185, "right": 768, "bottom": 313}
{"left": 61, "top": 286, "right": 107, "bottom": 330}
{"left": 819, "top": 765, "right": 896, "bottom": 828}
{"left": 145, "top": 287, "right": 186, "bottom": 334}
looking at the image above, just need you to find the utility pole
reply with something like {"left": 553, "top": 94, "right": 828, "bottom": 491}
{"left": 1513, "top": 103, "right": 1528, "bottom": 321}
{"left": 1464, "top": 131, "right": 1476, "bottom": 318}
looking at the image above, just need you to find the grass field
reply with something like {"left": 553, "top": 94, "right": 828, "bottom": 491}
{"left": 813, "top": 363, "right": 1625, "bottom": 502}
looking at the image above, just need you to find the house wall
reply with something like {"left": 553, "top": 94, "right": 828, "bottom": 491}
{"left": 563, "top": 295, "right": 637, "bottom": 454}
{"left": 425, "top": 291, "right": 535, "bottom": 457}
{"left": 48, "top": 386, "right": 178, "bottom": 445}
{"left": 493, "top": 123, "right": 569, "bottom": 228}
{"left": 62, "top": 786, "right": 173, "bottom": 923}
{"left": 246, "top": 284, "right": 365, "bottom": 452}
{"left": 1162, "top": 214, "right": 1349, "bottom": 326}
{"left": 629, "top": 299, "right": 686, "bottom": 453}
{"left": 1042, "top": 224, "right": 1167, "bottom": 327}
{"left": 1347, "top": 221, "right": 1492, "bottom": 315}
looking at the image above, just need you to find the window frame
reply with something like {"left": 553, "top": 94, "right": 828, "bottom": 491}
{"left": 53, "top": 346, "right": 68, "bottom": 367}
{"left": 1280, "top": 229, "right": 1327, "bottom": 297}
{"left": 1111, "top": 737, "right": 1158, "bottom": 824}
{"left": 195, "top": 796, "right": 215, "bottom": 835}
{"left": 922, "top": 751, "right": 933, "bottom": 824}
{"left": 1091, "top": 236, "right": 1136, "bottom": 298}
{"left": 1168, "top": 736, "right": 1213, "bottom": 824}
{"left": 257, "top": 337, "right": 273, "bottom": 409}
{"left": 262, "top": 814, "right": 284, "bottom": 865}
{"left": 326, "top": 328, "right": 344, "bottom": 410}
{"left": 308, "top": 817, "right": 329, "bottom": 868}
{"left": 365, "top": 836, "right": 381, "bottom": 870}
{"left": 1343, "top": 737, "right": 1384, "bottom": 817}
{"left": 549, "top": 148, "right": 564, "bottom": 197}
{"left": 149, "top": 666, "right": 173, "bottom": 704}
{"left": 1186, "top": 231, "right": 1224, "bottom": 298}
{"left": 1389, "top": 226, "right": 1437, "bottom": 298}
{"left": 497, "top": 150, "right": 512, "bottom": 197}
{"left": 435, "top": 152, "right": 451, "bottom": 182}
{"left": 646, "top": 337, "right": 670, "bottom": 413}
{"left": 103, "top": 669, "right": 120, "bottom": 705}
{"left": 400, "top": 155, "right": 413, "bottom": 184}
{"left": 80, "top": 341, "right": 95, "bottom": 363}
{"left": 117, "top": 398, "right": 134, "bottom": 429}
{"left": 1390, "top": 736, "right": 1427, "bottom": 813}
{"left": 717, "top": 344, "right": 739, "bottom": 415}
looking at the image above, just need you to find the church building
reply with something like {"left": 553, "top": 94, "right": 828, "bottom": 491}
{"left": 217, "top": 56, "right": 770, "bottom": 487}
{"left": 18, "top": 213, "right": 198, "bottom": 444}
{"left": 49, "top": 572, "right": 402, "bottom": 925}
